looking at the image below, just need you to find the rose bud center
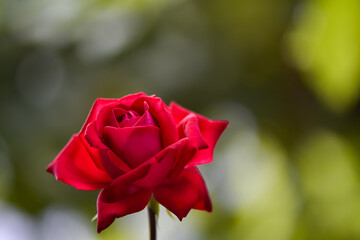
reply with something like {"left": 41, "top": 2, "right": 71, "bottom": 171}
{"left": 102, "top": 102, "right": 162, "bottom": 169}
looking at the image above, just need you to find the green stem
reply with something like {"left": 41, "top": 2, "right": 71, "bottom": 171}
{"left": 147, "top": 206, "right": 156, "bottom": 240}
{"left": 147, "top": 196, "right": 158, "bottom": 240}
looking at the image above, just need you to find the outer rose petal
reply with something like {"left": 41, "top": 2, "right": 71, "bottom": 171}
{"left": 46, "top": 135, "right": 112, "bottom": 190}
{"left": 169, "top": 101, "right": 191, "bottom": 124}
{"left": 188, "top": 119, "right": 228, "bottom": 165}
{"left": 97, "top": 184, "right": 152, "bottom": 233}
{"left": 153, "top": 166, "right": 212, "bottom": 220}
{"left": 170, "top": 102, "right": 228, "bottom": 165}
{"left": 132, "top": 147, "right": 176, "bottom": 187}
{"left": 178, "top": 113, "right": 208, "bottom": 149}
{"left": 111, "top": 138, "right": 189, "bottom": 188}
{"left": 167, "top": 141, "right": 197, "bottom": 179}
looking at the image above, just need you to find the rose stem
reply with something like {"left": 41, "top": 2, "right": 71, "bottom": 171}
{"left": 148, "top": 206, "right": 157, "bottom": 240}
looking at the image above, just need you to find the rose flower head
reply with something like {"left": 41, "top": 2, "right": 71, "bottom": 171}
{"left": 47, "top": 92, "right": 228, "bottom": 233}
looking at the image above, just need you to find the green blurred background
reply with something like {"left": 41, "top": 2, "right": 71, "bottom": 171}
{"left": 0, "top": 0, "right": 360, "bottom": 239}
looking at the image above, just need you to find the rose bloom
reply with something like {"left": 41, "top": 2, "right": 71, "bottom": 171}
{"left": 47, "top": 92, "right": 228, "bottom": 232}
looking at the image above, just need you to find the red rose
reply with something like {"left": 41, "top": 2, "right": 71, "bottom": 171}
{"left": 47, "top": 92, "right": 228, "bottom": 233}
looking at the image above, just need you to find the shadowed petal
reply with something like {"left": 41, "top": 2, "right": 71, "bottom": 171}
{"left": 85, "top": 121, "right": 132, "bottom": 178}
{"left": 97, "top": 184, "right": 152, "bottom": 233}
{"left": 153, "top": 166, "right": 212, "bottom": 220}
{"left": 98, "top": 149, "right": 126, "bottom": 179}
{"left": 132, "top": 148, "right": 176, "bottom": 187}
{"left": 135, "top": 110, "right": 156, "bottom": 127}
{"left": 111, "top": 138, "right": 188, "bottom": 188}
{"left": 167, "top": 139, "right": 197, "bottom": 179}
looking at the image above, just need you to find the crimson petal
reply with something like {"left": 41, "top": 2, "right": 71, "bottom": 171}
{"left": 135, "top": 110, "right": 156, "bottom": 127}
{"left": 170, "top": 102, "right": 228, "bottom": 165}
{"left": 78, "top": 93, "right": 155, "bottom": 134}
{"left": 188, "top": 119, "right": 228, "bottom": 165}
{"left": 169, "top": 101, "right": 190, "bottom": 124}
{"left": 85, "top": 121, "right": 132, "bottom": 178}
{"left": 80, "top": 98, "right": 119, "bottom": 135}
{"left": 132, "top": 97, "right": 178, "bottom": 147}
{"left": 167, "top": 139, "right": 197, "bottom": 179}
{"left": 46, "top": 135, "right": 112, "bottom": 190}
{"left": 96, "top": 103, "right": 124, "bottom": 136}
{"left": 85, "top": 121, "right": 107, "bottom": 149}
{"left": 132, "top": 148, "right": 176, "bottom": 187}
{"left": 179, "top": 113, "right": 208, "bottom": 149}
{"left": 97, "top": 184, "right": 152, "bottom": 233}
{"left": 117, "top": 92, "right": 148, "bottom": 109}
{"left": 103, "top": 126, "right": 162, "bottom": 169}
{"left": 110, "top": 138, "right": 188, "bottom": 188}
{"left": 154, "top": 167, "right": 212, "bottom": 220}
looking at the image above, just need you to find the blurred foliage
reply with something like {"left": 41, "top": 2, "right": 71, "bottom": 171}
{"left": 287, "top": 0, "right": 360, "bottom": 112}
{"left": 293, "top": 131, "right": 360, "bottom": 239}
{"left": 0, "top": 0, "right": 360, "bottom": 239}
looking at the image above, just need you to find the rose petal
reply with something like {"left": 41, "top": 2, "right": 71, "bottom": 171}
{"left": 103, "top": 126, "right": 162, "bottom": 169}
{"left": 170, "top": 102, "right": 228, "bottom": 165}
{"left": 117, "top": 92, "right": 148, "bottom": 109}
{"left": 97, "top": 184, "right": 152, "bottom": 233}
{"left": 118, "top": 116, "right": 140, "bottom": 128}
{"left": 96, "top": 103, "right": 124, "bottom": 136}
{"left": 106, "top": 149, "right": 132, "bottom": 173}
{"left": 179, "top": 113, "right": 208, "bottom": 150}
{"left": 110, "top": 138, "right": 188, "bottom": 188}
{"left": 188, "top": 119, "right": 228, "bottom": 165}
{"left": 110, "top": 164, "right": 152, "bottom": 187}
{"left": 167, "top": 139, "right": 197, "bottom": 179}
{"left": 85, "top": 121, "right": 107, "bottom": 149}
{"left": 154, "top": 166, "right": 212, "bottom": 220}
{"left": 46, "top": 134, "right": 112, "bottom": 190}
{"left": 79, "top": 99, "right": 119, "bottom": 135}
{"left": 169, "top": 101, "right": 190, "bottom": 124}
{"left": 132, "top": 148, "right": 176, "bottom": 187}
{"left": 98, "top": 149, "right": 126, "bottom": 178}
{"left": 85, "top": 122, "right": 132, "bottom": 178}
{"left": 79, "top": 93, "right": 150, "bottom": 134}
{"left": 135, "top": 110, "right": 156, "bottom": 127}
{"left": 132, "top": 97, "right": 178, "bottom": 147}
{"left": 112, "top": 108, "right": 127, "bottom": 121}
{"left": 95, "top": 93, "right": 148, "bottom": 136}
{"left": 113, "top": 108, "right": 140, "bottom": 127}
